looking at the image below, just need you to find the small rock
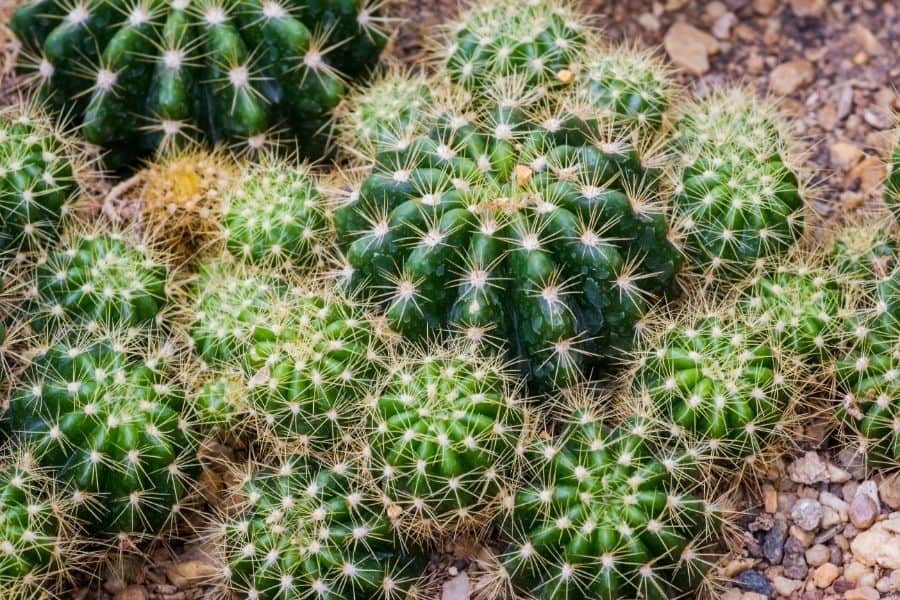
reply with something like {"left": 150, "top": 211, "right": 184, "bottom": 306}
{"left": 166, "top": 560, "right": 218, "bottom": 589}
{"left": 114, "top": 586, "right": 147, "bottom": 600}
{"left": 769, "top": 59, "right": 815, "bottom": 95}
{"left": 863, "top": 107, "right": 895, "bottom": 130}
{"left": 880, "top": 473, "right": 900, "bottom": 510}
{"left": 790, "top": 0, "right": 825, "bottom": 16}
{"left": 830, "top": 142, "right": 864, "bottom": 170}
{"left": 802, "top": 590, "right": 824, "bottom": 600}
{"left": 772, "top": 576, "right": 802, "bottom": 596}
{"left": 806, "top": 544, "right": 830, "bottom": 567}
{"left": 637, "top": 13, "right": 661, "bottom": 32}
{"left": 763, "top": 484, "right": 778, "bottom": 514}
{"left": 845, "top": 561, "right": 871, "bottom": 584}
{"left": 852, "top": 24, "right": 884, "bottom": 55}
{"left": 442, "top": 572, "right": 470, "bottom": 600}
{"left": 783, "top": 536, "right": 809, "bottom": 579}
{"left": 857, "top": 481, "right": 881, "bottom": 510}
{"left": 827, "top": 463, "right": 852, "bottom": 483}
{"left": 845, "top": 587, "right": 880, "bottom": 600}
{"left": 764, "top": 515, "right": 789, "bottom": 564}
{"left": 821, "top": 491, "right": 850, "bottom": 513}
{"left": 814, "top": 563, "right": 841, "bottom": 588}
{"left": 735, "top": 570, "right": 774, "bottom": 597}
{"left": 836, "top": 86, "right": 855, "bottom": 121}
{"left": 850, "top": 494, "right": 879, "bottom": 530}
{"left": 792, "top": 498, "right": 824, "bottom": 531}
{"left": 789, "top": 453, "right": 830, "bottom": 485}
{"left": 851, "top": 519, "right": 900, "bottom": 569}
{"left": 753, "top": 0, "right": 778, "bottom": 15}
{"left": 711, "top": 12, "right": 736, "bottom": 39}
{"left": 847, "top": 157, "right": 887, "bottom": 195}
{"left": 664, "top": 22, "right": 718, "bottom": 76}
{"left": 833, "top": 578, "right": 855, "bottom": 594}
{"left": 725, "top": 558, "right": 756, "bottom": 578}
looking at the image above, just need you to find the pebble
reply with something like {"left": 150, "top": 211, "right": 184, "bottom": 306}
{"left": 166, "top": 560, "right": 218, "bottom": 589}
{"left": 664, "top": 22, "right": 718, "bottom": 76}
{"left": 802, "top": 591, "right": 824, "bottom": 600}
{"left": 763, "top": 484, "right": 778, "bottom": 514}
{"left": 830, "top": 142, "right": 864, "bottom": 170}
{"left": 769, "top": 59, "right": 815, "bottom": 95}
{"left": 783, "top": 537, "right": 809, "bottom": 579}
{"left": 881, "top": 474, "right": 900, "bottom": 510}
{"left": 851, "top": 519, "right": 900, "bottom": 569}
{"left": 805, "top": 544, "right": 830, "bottom": 567}
{"left": 735, "top": 570, "right": 774, "bottom": 597}
{"left": 792, "top": 498, "right": 824, "bottom": 531}
{"left": 849, "top": 495, "right": 879, "bottom": 530}
{"left": 753, "top": 0, "right": 778, "bottom": 15}
{"left": 789, "top": 453, "right": 831, "bottom": 485}
{"left": 711, "top": 12, "right": 736, "bottom": 39}
{"left": 790, "top": 0, "right": 826, "bottom": 17}
{"left": 821, "top": 491, "right": 850, "bottom": 513}
{"left": 441, "top": 572, "right": 470, "bottom": 600}
{"left": 814, "top": 563, "right": 841, "bottom": 588}
{"left": 844, "top": 587, "right": 880, "bottom": 600}
{"left": 763, "top": 515, "right": 789, "bottom": 564}
{"left": 772, "top": 575, "right": 802, "bottom": 596}
{"left": 864, "top": 106, "right": 895, "bottom": 129}
{"left": 113, "top": 587, "right": 147, "bottom": 600}
{"left": 845, "top": 561, "right": 870, "bottom": 584}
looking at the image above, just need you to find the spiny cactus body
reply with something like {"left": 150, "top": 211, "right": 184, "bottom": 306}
{"left": 499, "top": 401, "right": 720, "bottom": 600}
{"left": 629, "top": 311, "right": 795, "bottom": 466}
{"left": 193, "top": 371, "right": 249, "bottom": 434}
{"left": 828, "top": 218, "right": 897, "bottom": 289}
{"left": 887, "top": 138, "right": 900, "bottom": 222}
{"left": 335, "top": 79, "right": 682, "bottom": 388}
{"left": 2, "top": 331, "right": 199, "bottom": 536}
{"left": 364, "top": 347, "right": 527, "bottom": 536}
{"left": 32, "top": 227, "right": 171, "bottom": 333}
{"left": 672, "top": 89, "right": 805, "bottom": 282}
{"left": 11, "top": 0, "right": 388, "bottom": 162}
{"left": 216, "top": 454, "right": 426, "bottom": 600}
{"left": 0, "top": 103, "right": 80, "bottom": 269}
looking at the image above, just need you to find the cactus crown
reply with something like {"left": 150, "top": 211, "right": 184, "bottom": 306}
{"left": 499, "top": 397, "right": 721, "bottom": 600}
{"left": 828, "top": 217, "right": 898, "bottom": 287}
{"left": 215, "top": 453, "right": 426, "bottom": 600}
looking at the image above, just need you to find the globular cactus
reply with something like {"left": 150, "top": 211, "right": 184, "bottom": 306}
{"left": 192, "top": 371, "right": 250, "bottom": 434}
{"left": 887, "top": 136, "right": 900, "bottom": 223}
{"left": 363, "top": 345, "right": 528, "bottom": 537}
{"left": 31, "top": 225, "right": 171, "bottom": 333}
{"left": 672, "top": 88, "right": 806, "bottom": 283}
{"left": 335, "top": 78, "right": 682, "bottom": 388}
{"left": 220, "top": 159, "right": 330, "bottom": 270}
{"left": 498, "top": 399, "right": 721, "bottom": 600}
{"left": 438, "top": 0, "right": 588, "bottom": 94}
{"left": 213, "top": 453, "right": 426, "bottom": 600}
{"left": 246, "top": 284, "right": 394, "bottom": 451}
{"left": 0, "top": 450, "right": 72, "bottom": 600}
{"left": 2, "top": 330, "right": 199, "bottom": 537}
{"left": 628, "top": 309, "right": 796, "bottom": 467}
{"left": 10, "top": 0, "right": 388, "bottom": 162}
{"left": 827, "top": 217, "right": 897, "bottom": 289}
{"left": 0, "top": 102, "right": 81, "bottom": 269}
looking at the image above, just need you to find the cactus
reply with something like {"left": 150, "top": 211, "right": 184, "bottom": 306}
{"left": 364, "top": 345, "right": 528, "bottom": 537}
{"left": 828, "top": 218, "right": 897, "bottom": 289}
{"left": 0, "top": 450, "right": 71, "bottom": 599}
{"left": 221, "top": 159, "right": 330, "bottom": 270}
{"left": 672, "top": 88, "right": 806, "bottom": 283}
{"left": 2, "top": 330, "right": 199, "bottom": 537}
{"left": 32, "top": 226, "right": 171, "bottom": 333}
{"left": 214, "top": 453, "right": 426, "bottom": 600}
{"left": 10, "top": 0, "right": 388, "bottom": 162}
{"left": 0, "top": 102, "right": 81, "bottom": 269}
{"left": 335, "top": 78, "right": 682, "bottom": 388}
{"left": 246, "top": 284, "right": 394, "bottom": 451}
{"left": 498, "top": 399, "right": 720, "bottom": 600}
{"left": 628, "top": 309, "right": 796, "bottom": 467}
{"left": 192, "top": 371, "right": 250, "bottom": 434}
{"left": 887, "top": 137, "right": 900, "bottom": 223}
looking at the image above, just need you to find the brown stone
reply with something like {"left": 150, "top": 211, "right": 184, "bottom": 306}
{"left": 664, "top": 22, "right": 718, "bottom": 76}
{"left": 769, "top": 59, "right": 815, "bottom": 95}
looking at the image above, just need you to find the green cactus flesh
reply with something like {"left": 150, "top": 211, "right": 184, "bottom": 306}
{"left": 829, "top": 222, "right": 898, "bottom": 287}
{"left": 10, "top": 0, "right": 387, "bottom": 162}
{"left": 2, "top": 334, "right": 198, "bottom": 536}
{"left": 673, "top": 90, "right": 804, "bottom": 281}
{"left": 222, "top": 162, "right": 329, "bottom": 270}
{"left": 365, "top": 351, "right": 526, "bottom": 534}
{"left": 220, "top": 454, "right": 425, "bottom": 600}
{"left": 193, "top": 372, "right": 248, "bottom": 432}
{"left": 0, "top": 107, "right": 77, "bottom": 267}
{"left": 34, "top": 230, "right": 169, "bottom": 333}
{"left": 335, "top": 82, "right": 682, "bottom": 388}
{"left": 631, "top": 314, "right": 793, "bottom": 465}
{"left": 500, "top": 406, "right": 718, "bottom": 600}
{"left": 887, "top": 141, "right": 900, "bottom": 222}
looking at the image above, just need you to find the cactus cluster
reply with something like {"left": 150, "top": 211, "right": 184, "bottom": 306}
{"left": 10, "top": 0, "right": 388, "bottom": 162}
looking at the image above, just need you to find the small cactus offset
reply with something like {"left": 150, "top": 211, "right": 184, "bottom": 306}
{"left": 2, "top": 330, "right": 199, "bottom": 537}
{"left": 335, "top": 77, "right": 682, "bottom": 388}
{"left": 498, "top": 399, "right": 721, "bottom": 600}
{"left": 0, "top": 102, "right": 82, "bottom": 269}
{"left": 31, "top": 225, "right": 171, "bottom": 333}
{"left": 628, "top": 309, "right": 797, "bottom": 467}
{"left": 672, "top": 88, "right": 806, "bottom": 283}
{"left": 213, "top": 453, "right": 427, "bottom": 600}
{"left": 10, "top": 0, "right": 388, "bottom": 162}
{"left": 827, "top": 217, "right": 898, "bottom": 288}
{"left": 220, "top": 159, "right": 330, "bottom": 270}
{"left": 363, "top": 345, "right": 528, "bottom": 537}
{"left": 192, "top": 371, "right": 250, "bottom": 434}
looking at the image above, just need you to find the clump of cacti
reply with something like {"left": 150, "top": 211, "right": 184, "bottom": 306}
{"left": 213, "top": 453, "right": 426, "bottom": 600}
{"left": 32, "top": 226, "right": 171, "bottom": 333}
{"left": 2, "top": 330, "right": 199, "bottom": 537}
{"left": 220, "top": 159, "right": 330, "bottom": 270}
{"left": 672, "top": 88, "right": 806, "bottom": 283}
{"left": 0, "top": 102, "right": 81, "bottom": 269}
{"left": 364, "top": 345, "right": 528, "bottom": 537}
{"left": 628, "top": 308, "right": 797, "bottom": 467}
{"left": 335, "top": 77, "right": 682, "bottom": 388}
{"left": 498, "top": 398, "right": 721, "bottom": 600}
{"left": 10, "top": 0, "right": 388, "bottom": 162}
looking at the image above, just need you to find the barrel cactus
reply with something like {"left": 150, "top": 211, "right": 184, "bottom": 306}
{"left": 192, "top": 371, "right": 249, "bottom": 434}
{"left": 364, "top": 346, "right": 528, "bottom": 537}
{"left": 0, "top": 103, "right": 81, "bottom": 269}
{"left": 213, "top": 453, "right": 426, "bottom": 600}
{"left": 828, "top": 218, "right": 897, "bottom": 289}
{"left": 672, "top": 88, "right": 806, "bottom": 283}
{"left": 628, "top": 310, "right": 796, "bottom": 467}
{"left": 32, "top": 226, "right": 171, "bottom": 333}
{"left": 887, "top": 136, "right": 899, "bottom": 223}
{"left": 2, "top": 330, "right": 199, "bottom": 536}
{"left": 335, "top": 78, "right": 683, "bottom": 388}
{"left": 10, "top": 0, "right": 388, "bottom": 162}
{"left": 498, "top": 400, "right": 720, "bottom": 600}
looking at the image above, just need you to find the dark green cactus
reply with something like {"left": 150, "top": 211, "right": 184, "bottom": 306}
{"left": 672, "top": 88, "right": 805, "bottom": 282}
{"left": 215, "top": 454, "right": 426, "bottom": 600}
{"left": 2, "top": 331, "right": 199, "bottom": 537}
{"left": 364, "top": 347, "right": 528, "bottom": 535}
{"left": 828, "top": 219, "right": 898, "bottom": 290}
{"left": 335, "top": 78, "right": 682, "bottom": 388}
{"left": 499, "top": 401, "right": 720, "bottom": 600}
{"left": 0, "top": 104, "right": 79, "bottom": 269}
{"left": 887, "top": 138, "right": 900, "bottom": 223}
{"left": 11, "top": 0, "right": 388, "bottom": 163}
